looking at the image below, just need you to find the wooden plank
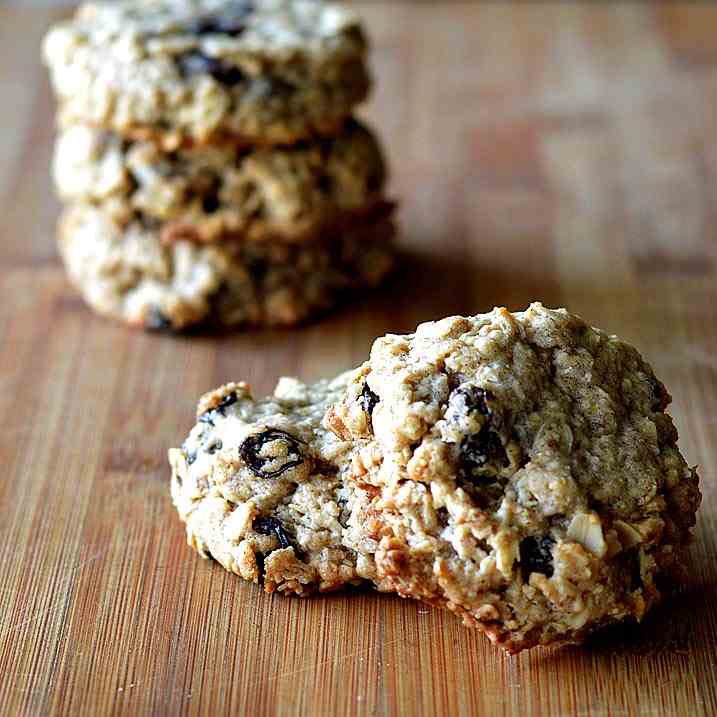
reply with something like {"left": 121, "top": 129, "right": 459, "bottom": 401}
{"left": 1, "top": 3, "right": 717, "bottom": 716}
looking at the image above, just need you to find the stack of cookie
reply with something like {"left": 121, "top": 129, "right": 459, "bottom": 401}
{"left": 44, "top": 0, "right": 395, "bottom": 331}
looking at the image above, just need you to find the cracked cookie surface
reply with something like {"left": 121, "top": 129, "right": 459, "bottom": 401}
{"left": 326, "top": 304, "right": 701, "bottom": 652}
{"left": 58, "top": 202, "right": 395, "bottom": 330}
{"left": 43, "top": 0, "right": 370, "bottom": 147}
{"left": 54, "top": 119, "right": 388, "bottom": 244}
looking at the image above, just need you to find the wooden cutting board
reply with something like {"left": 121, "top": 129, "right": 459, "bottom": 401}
{"left": 2, "top": 3, "right": 716, "bottom": 715}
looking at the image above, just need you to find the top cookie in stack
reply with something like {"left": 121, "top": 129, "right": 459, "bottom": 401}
{"left": 44, "top": 0, "right": 395, "bottom": 331}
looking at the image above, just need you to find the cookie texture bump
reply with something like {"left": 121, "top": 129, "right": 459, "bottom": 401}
{"left": 170, "top": 304, "right": 701, "bottom": 651}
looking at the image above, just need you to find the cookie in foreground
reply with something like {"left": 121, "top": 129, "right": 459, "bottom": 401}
{"left": 169, "top": 304, "right": 701, "bottom": 652}
{"left": 169, "top": 375, "right": 391, "bottom": 594}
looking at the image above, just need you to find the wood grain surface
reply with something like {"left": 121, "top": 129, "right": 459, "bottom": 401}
{"left": 2, "top": 3, "right": 717, "bottom": 716}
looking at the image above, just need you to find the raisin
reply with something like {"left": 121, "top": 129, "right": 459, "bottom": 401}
{"left": 252, "top": 514, "right": 303, "bottom": 583}
{"left": 249, "top": 258, "right": 268, "bottom": 282}
{"left": 197, "top": 174, "right": 221, "bottom": 214}
{"left": 519, "top": 536, "right": 555, "bottom": 580}
{"left": 146, "top": 306, "right": 173, "bottom": 332}
{"left": 253, "top": 516, "right": 291, "bottom": 550}
{"left": 198, "top": 391, "right": 238, "bottom": 425}
{"left": 451, "top": 385, "right": 508, "bottom": 480}
{"left": 316, "top": 174, "right": 333, "bottom": 195}
{"left": 177, "top": 52, "right": 246, "bottom": 86}
{"left": 216, "top": 392, "right": 239, "bottom": 412}
{"left": 239, "top": 429, "right": 305, "bottom": 479}
{"left": 629, "top": 549, "right": 643, "bottom": 590}
{"left": 186, "top": 3, "right": 254, "bottom": 36}
{"left": 359, "top": 382, "right": 380, "bottom": 416}
{"left": 314, "top": 457, "right": 339, "bottom": 476}
{"left": 460, "top": 430, "right": 509, "bottom": 472}
{"left": 207, "top": 439, "right": 223, "bottom": 454}
{"left": 452, "top": 386, "right": 493, "bottom": 417}
{"left": 436, "top": 508, "right": 450, "bottom": 528}
{"left": 213, "top": 62, "right": 246, "bottom": 86}
{"left": 202, "top": 193, "right": 220, "bottom": 213}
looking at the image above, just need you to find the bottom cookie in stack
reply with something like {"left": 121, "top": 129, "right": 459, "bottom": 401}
{"left": 58, "top": 203, "right": 395, "bottom": 331}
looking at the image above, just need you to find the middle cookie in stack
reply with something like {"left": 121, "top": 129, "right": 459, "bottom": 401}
{"left": 45, "top": 0, "right": 395, "bottom": 331}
